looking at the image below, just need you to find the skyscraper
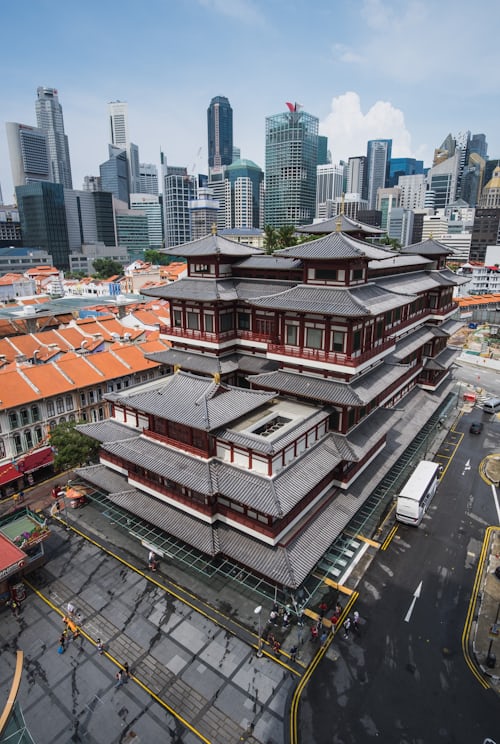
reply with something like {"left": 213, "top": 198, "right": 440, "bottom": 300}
{"left": 35, "top": 87, "right": 73, "bottom": 188}
{"left": 225, "top": 159, "right": 264, "bottom": 229}
{"left": 366, "top": 139, "right": 392, "bottom": 209}
{"left": 315, "top": 163, "right": 344, "bottom": 220}
{"left": 207, "top": 96, "right": 233, "bottom": 171}
{"left": 163, "top": 166, "right": 196, "bottom": 247}
{"left": 139, "top": 163, "right": 159, "bottom": 195}
{"left": 265, "top": 105, "right": 319, "bottom": 228}
{"left": 16, "top": 181, "right": 70, "bottom": 268}
{"left": 100, "top": 146, "right": 130, "bottom": 204}
{"left": 346, "top": 156, "right": 367, "bottom": 197}
{"left": 6, "top": 122, "right": 50, "bottom": 187}
{"left": 108, "top": 101, "right": 140, "bottom": 194}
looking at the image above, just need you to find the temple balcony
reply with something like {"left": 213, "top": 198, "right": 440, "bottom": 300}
{"left": 143, "top": 429, "right": 210, "bottom": 459}
{"left": 267, "top": 336, "right": 395, "bottom": 370}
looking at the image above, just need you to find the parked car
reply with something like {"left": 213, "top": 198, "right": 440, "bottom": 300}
{"left": 70, "top": 494, "right": 88, "bottom": 509}
{"left": 469, "top": 422, "right": 483, "bottom": 434}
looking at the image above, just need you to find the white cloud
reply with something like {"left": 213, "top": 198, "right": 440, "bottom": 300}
{"left": 320, "top": 91, "right": 418, "bottom": 163}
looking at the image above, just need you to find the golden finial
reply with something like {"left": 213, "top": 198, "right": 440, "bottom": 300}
{"left": 211, "top": 223, "right": 217, "bottom": 236}
{"left": 174, "top": 364, "right": 181, "bottom": 373}
{"left": 213, "top": 372, "right": 220, "bottom": 384}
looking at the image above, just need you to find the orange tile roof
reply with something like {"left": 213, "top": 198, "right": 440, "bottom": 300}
{"left": 138, "top": 339, "right": 171, "bottom": 353}
{"left": 0, "top": 273, "right": 25, "bottom": 284}
{"left": 110, "top": 345, "right": 161, "bottom": 371}
{"left": 0, "top": 369, "right": 41, "bottom": 408}
{"left": 23, "top": 363, "right": 75, "bottom": 397}
{"left": 83, "top": 350, "right": 130, "bottom": 377}
{"left": 129, "top": 310, "right": 161, "bottom": 326}
{"left": 54, "top": 354, "right": 105, "bottom": 386}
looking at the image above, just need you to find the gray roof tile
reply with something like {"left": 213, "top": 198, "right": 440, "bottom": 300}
{"left": 276, "top": 231, "right": 392, "bottom": 260}
{"left": 161, "top": 233, "right": 261, "bottom": 257}
{"left": 248, "top": 283, "right": 413, "bottom": 316}
{"left": 295, "top": 214, "right": 385, "bottom": 236}
{"left": 106, "top": 371, "right": 276, "bottom": 431}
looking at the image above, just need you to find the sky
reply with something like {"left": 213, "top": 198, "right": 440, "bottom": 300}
{"left": 1, "top": 0, "right": 499, "bottom": 203}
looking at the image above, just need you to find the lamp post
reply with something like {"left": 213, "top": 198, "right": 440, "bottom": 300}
{"left": 254, "top": 605, "right": 263, "bottom": 658}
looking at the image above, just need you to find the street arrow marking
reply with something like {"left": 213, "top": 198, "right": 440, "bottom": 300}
{"left": 462, "top": 459, "right": 471, "bottom": 475}
{"left": 404, "top": 581, "right": 422, "bottom": 623}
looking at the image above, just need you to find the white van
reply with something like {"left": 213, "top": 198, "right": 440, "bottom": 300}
{"left": 483, "top": 398, "right": 500, "bottom": 414}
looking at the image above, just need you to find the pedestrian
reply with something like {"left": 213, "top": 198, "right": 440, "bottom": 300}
{"left": 9, "top": 599, "right": 20, "bottom": 618}
{"left": 18, "top": 490, "right": 24, "bottom": 502}
{"left": 282, "top": 611, "right": 290, "bottom": 629}
{"left": 58, "top": 632, "right": 66, "bottom": 653}
{"left": 123, "top": 662, "right": 130, "bottom": 680}
{"left": 353, "top": 610, "right": 360, "bottom": 633}
{"left": 97, "top": 638, "right": 104, "bottom": 655}
{"left": 343, "top": 617, "right": 351, "bottom": 639}
{"left": 319, "top": 601, "right": 328, "bottom": 619}
{"left": 115, "top": 669, "right": 124, "bottom": 688}
{"left": 335, "top": 602, "right": 342, "bottom": 616}
{"left": 273, "top": 639, "right": 281, "bottom": 657}
{"left": 320, "top": 630, "right": 328, "bottom": 647}
{"left": 148, "top": 551, "right": 157, "bottom": 571}
{"left": 311, "top": 625, "right": 318, "bottom": 642}
{"left": 67, "top": 601, "right": 76, "bottom": 618}
{"left": 290, "top": 645, "right": 298, "bottom": 662}
{"left": 269, "top": 609, "right": 278, "bottom": 625}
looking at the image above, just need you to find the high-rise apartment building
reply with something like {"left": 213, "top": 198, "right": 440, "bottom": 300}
{"left": 16, "top": 181, "right": 70, "bottom": 268}
{"left": 426, "top": 153, "right": 460, "bottom": 210}
{"left": 366, "top": 139, "right": 392, "bottom": 209}
{"left": 35, "top": 87, "right": 73, "bottom": 188}
{"left": 188, "top": 187, "right": 220, "bottom": 240}
{"left": 207, "top": 96, "right": 233, "bottom": 171}
{"left": 265, "top": 106, "right": 318, "bottom": 228}
{"left": 6, "top": 122, "right": 50, "bottom": 187}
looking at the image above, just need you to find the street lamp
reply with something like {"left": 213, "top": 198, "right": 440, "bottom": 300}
{"left": 254, "top": 605, "right": 263, "bottom": 658}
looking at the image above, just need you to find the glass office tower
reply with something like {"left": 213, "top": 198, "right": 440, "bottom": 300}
{"left": 35, "top": 87, "right": 73, "bottom": 188}
{"left": 265, "top": 108, "right": 318, "bottom": 228}
{"left": 207, "top": 96, "right": 233, "bottom": 170}
{"left": 16, "top": 181, "right": 70, "bottom": 268}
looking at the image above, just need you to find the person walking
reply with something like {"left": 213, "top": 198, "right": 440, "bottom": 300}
{"left": 123, "top": 662, "right": 130, "bottom": 680}
{"left": 353, "top": 610, "right": 360, "bottom": 634}
{"left": 58, "top": 632, "right": 66, "bottom": 653}
{"left": 97, "top": 638, "right": 104, "bottom": 655}
{"left": 343, "top": 617, "right": 351, "bottom": 639}
{"left": 115, "top": 670, "right": 124, "bottom": 688}
{"left": 320, "top": 630, "right": 328, "bottom": 647}
{"left": 290, "top": 645, "right": 298, "bottom": 662}
{"left": 148, "top": 551, "right": 157, "bottom": 571}
{"left": 311, "top": 625, "right": 319, "bottom": 642}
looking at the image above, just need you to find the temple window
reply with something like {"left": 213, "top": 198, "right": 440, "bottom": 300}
{"left": 286, "top": 324, "right": 298, "bottom": 345}
{"left": 305, "top": 327, "right": 323, "bottom": 349}
{"left": 187, "top": 312, "right": 199, "bottom": 330}
{"left": 331, "top": 331, "right": 344, "bottom": 353}
{"left": 238, "top": 312, "right": 251, "bottom": 330}
{"left": 204, "top": 313, "right": 214, "bottom": 332}
{"left": 173, "top": 310, "right": 182, "bottom": 327}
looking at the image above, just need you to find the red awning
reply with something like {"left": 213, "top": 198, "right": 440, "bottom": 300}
{"left": 22, "top": 446, "right": 54, "bottom": 474}
{"left": 0, "top": 447, "right": 54, "bottom": 486}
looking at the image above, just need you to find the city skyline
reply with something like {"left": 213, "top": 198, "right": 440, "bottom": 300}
{"left": 1, "top": 0, "right": 499, "bottom": 204}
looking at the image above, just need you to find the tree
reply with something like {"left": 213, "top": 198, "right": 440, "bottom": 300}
{"left": 276, "top": 225, "right": 297, "bottom": 249}
{"left": 379, "top": 235, "right": 401, "bottom": 251}
{"left": 49, "top": 421, "right": 100, "bottom": 472}
{"left": 92, "top": 258, "right": 124, "bottom": 279}
{"left": 263, "top": 225, "right": 278, "bottom": 254}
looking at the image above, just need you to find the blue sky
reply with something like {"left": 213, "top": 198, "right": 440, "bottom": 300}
{"left": 1, "top": 0, "right": 499, "bottom": 203}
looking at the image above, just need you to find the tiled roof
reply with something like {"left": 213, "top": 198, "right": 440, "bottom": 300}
{"left": 389, "top": 326, "right": 437, "bottom": 361}
{"left": 107, "top": 371, "right": 276, "bottom": 431}
{"left": 401, "top": 238, "right": 454, "bottom": 256}
{"left": 250, "top": 362, "right": 406, "bottom": 406}
{"left": 215, "top": 408, "right": 328, "bottom": 455}
{"left": 374, "top": 271, "right": 450, "bottom": 294}
{"left": 275, "top": 231, "right": 392, "bottom": 260}
{"left": 368, "top": 254, "right": 430, "bottom": 272}
{"left": 161, "top": 233, "right": 262, "bottom": 258}
{"left": 144, "top": 349, "right": 238, "bottom": 375}
{"left": 295, "top": 214, "right": 385, "bottom": 236}
{"left": 234, "top": 255, "right": 302, "bottom": 270}
{"left": 142, "top": 277, "right": 297, "bottom": 303}
{"left": 422, "top": 346, "right": 458, "bottom": 370}
{"left": 76, "top": 420, "right": 138, "bottom": 443}
{"left": 248, "top": 283, "right": 413, "bottom": 316}
{"left": 103, "top": 435, "right": 214, "bottom": 494}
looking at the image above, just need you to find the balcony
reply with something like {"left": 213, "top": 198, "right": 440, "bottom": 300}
{"left": 143, "top": 428, "right": 209, "bottom": 459}
{"left": 159, "top": 325, "right": 236, "bottom": 342}
{"left": 268, "top": 337, "right": 395, "bottom": 367}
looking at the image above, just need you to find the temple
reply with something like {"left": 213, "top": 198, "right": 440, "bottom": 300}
{"left": 76, "top": 217, "right": 465, "bottom": 589}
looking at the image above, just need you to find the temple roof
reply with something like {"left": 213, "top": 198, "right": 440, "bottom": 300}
{"left": 374, "top": 270, "right": 457, "bottom": 294}
{"left": 368, "top": 254, "right": 430, "bottom": 272}
{"left": 141, "top": 277, "right": 296, "bottom": 302}
{"left": 160, "top": 232, "right": 262, "bottom": 258}
{"left": 296, "top": 214, "right": 386, "bottom": 236}
{"left": 400, "top": 237, "right": 454, "bottom": 256}
{"left": 234, "top": 255, "right": 302, "bottom": 270}
{"left": 249, "top": 361, "right": 407, "bottom": 406}
{"left": 248, "top": 282, "right": 414, "bottom": 316}
{"left": 105, "top": 371, "right": 276, "bottom": 431}
{"left": 144, "top": 348, "right": 279, "bottom": 376}
{"left": 275, "top": 231, "right": 393, "bottom": 261}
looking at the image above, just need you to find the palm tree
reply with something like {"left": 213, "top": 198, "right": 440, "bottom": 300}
{"left": 277, "top": 225, "right": 297, "bottom": 249}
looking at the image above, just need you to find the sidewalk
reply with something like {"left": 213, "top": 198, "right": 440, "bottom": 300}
{"left": 472, "top": 527, "right": 500, "bottom": 693}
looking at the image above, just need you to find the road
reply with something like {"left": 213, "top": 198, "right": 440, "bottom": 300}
{"left": 298, "top": 408, "right": 500, "bottom": 743}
